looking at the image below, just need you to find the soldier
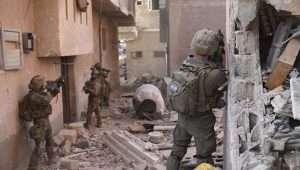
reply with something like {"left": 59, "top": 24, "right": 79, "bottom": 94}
{"left": 20, "top": 75, "right": 63, "bottom": 170}
{"left": 100, "top": 67, "right": 111, "bottom": 107}
{"left": 166, "top": 29, "right": 227, "bottom": 170}
{"left": 83, "top": 63, "right": 110, "bottom": 129}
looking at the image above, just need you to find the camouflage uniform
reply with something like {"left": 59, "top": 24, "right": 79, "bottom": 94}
{"left": 166, "top": 29, "right": 227, "bottom": 170}
{"left": 83, "top": 63, "right": 110, "bottom": 129}
{"left": 21, "top": 75, "right": 60, "bottom": 170}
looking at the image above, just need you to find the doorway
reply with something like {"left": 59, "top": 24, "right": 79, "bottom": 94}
{"left": 61, "top": 57, "right": 76, "bottom": 123}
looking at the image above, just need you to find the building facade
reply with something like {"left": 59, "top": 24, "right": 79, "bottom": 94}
{"left": 119, "top": 0, "right": 167, "bottom": 80}
{"left": 162, "top": 0, "right": 226, "bottom": 73}
{"left": 0, "top": 0, "right": 135, "bottom": 169}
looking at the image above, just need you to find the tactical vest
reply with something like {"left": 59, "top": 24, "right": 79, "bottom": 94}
{"left": 167, "top": 60, "right": 215, "bottom": 116}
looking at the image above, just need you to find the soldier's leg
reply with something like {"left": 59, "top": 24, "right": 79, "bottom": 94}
{"left": 166, "top": 124, "right": 192, "bottom": 170}
{"left": 45, "top": 125, "right": 55, "bottom": 164}
{"left": 84, "top": 106, "right": 93, "bottom": 129}
{"left": 28, "top": 140, "right": 42, "bottom": 170}
{"left": 194, "top": 115, "right": 216, "bottom": 165}
{"left": 95, "top": 106, "right": 102, "bottom": 128}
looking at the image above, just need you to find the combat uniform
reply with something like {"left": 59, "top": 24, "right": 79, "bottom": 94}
{"left": 83, "top": 64, "right": 110, "bottom": 129}
{"left": 166, "top": 29, "right": 227, "bottom": 170}
{"left": 21, "top": 75, "right": 60, "bottom": 170}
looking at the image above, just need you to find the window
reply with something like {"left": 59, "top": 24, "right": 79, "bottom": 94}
{"left": 137, "top": 0, "right": 143, "bottom": 6}
{"left": 0, "top": 29, "right": 23, "bottom": 70}
{"left": 148, "top": 0, "right": 159, "bottom": 10}
{"left": 154, "top": 51, "right": 165, "bottom": 58}
{"left": 131, "top": 51, "right": 143, "bottom": 59}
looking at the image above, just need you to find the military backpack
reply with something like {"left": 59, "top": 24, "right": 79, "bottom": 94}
{"left": 167, "top": 61, "right": 215, "bottom": 116}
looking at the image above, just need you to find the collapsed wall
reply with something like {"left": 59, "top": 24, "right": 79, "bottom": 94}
{"left": 226, "top": 0, "right": 300, "bottom": 169}
{"left": 226, "top": 0, "right": 267, "bottom": 169}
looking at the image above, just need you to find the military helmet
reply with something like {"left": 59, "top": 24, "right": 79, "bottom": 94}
{"left": 195, "top": 163, "right": 215, "bottom": 170}
{"left": 29, "top": 75, "right": 46, "bottom": 91}
{"left": 93, "top": 63, "right": 102, "bottom": 71}
{"left": 191, "top": 29, "right": 220, "bottom": 56}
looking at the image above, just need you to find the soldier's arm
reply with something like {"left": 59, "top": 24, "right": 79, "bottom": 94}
{"left": 205, "top": 69, "right": 227, "bottom": 96}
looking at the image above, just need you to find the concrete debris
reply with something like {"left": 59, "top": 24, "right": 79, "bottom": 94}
{"left": 58, "top": 129, "right": 78, "bottom": 144}
{"left": 267, "top": 38, "right": 300, "bottom": 89}
{"left": 270, "top": 90, "right": 290, "bottom": 113}
{"left": 291, "top": 78, "right": 300, "bottom": 120}
{"left": 60, "top": 158, "right": 80, "bottom": 170}
{"left": 128, "top": 123, "right": 146, "bottom": 133}
{"left": 53, "top": 134, "right": 65, "bottom": 146}
{"left": 103, "top": 130, "right": 162, "bottom": 167}
{"left": 148, "top": 131, "right": 164, "bottom": 144}
{"left": 63, "top": 139, "right": 73, "bottom": 155}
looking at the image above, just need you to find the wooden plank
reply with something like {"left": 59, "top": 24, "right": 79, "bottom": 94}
{"left": 266, "top": 38, "right": 300, "bottom": 89}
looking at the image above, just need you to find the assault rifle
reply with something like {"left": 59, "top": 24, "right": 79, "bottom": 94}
{"left": 46, "top": 77, "right": 64, "bottom": 95}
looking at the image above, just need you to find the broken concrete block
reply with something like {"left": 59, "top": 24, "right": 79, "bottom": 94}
{"left": 53, "top": 135, "right": 65, "bottom": 146}
{"left": 63, "top": 139, "right": 72, "bottom": 155}
{"left": 271, "top": 91, "right": 290, "bottom": 113}
{"left": 291, "top": 78, "right": 300, "bottom": 120}
{"left": 66, "top": 121, "right": 85, "bottom": 129}
{"left": 58, "top": 129, "right": 78, "bottom": 144}
{"left": 76, "top": 138, "right": 89, "bottom": 149}
{"left": 267, "top": 38, "right": 300, "bottom": 89}
{"left": 148, "top": 131, "right": 164, "bottom": 144}
{"left": 128, "top": 124, "right": 146, "bottom": 133}
{"left": 60, "top": 158, "right": 80, "bottom": 170}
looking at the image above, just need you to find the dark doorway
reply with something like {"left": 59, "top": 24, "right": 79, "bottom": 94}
{"left": 61, "top": 57, "right": 76, "bottom": 123}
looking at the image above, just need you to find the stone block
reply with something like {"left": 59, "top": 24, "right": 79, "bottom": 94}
{"left": 58, "top": 129, "right": 78, "bottom": 144}
{"left": 53, "top": 135, "right": 65, "bottom": 146}
{"left": 60, "top": 158, "right": 80, "bottom": 170}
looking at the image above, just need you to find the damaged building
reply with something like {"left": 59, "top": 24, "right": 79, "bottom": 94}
{"left": 226, "top": 0, "right": 300, "bottom": 169}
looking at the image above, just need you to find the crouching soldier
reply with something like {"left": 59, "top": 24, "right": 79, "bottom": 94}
{"left": 20, "top": 75, "right": 63, "bottom": 170}
{"left": 166, "top": 29, "right": 227, "bottom": 170}
{"left": 83, "top": 63, "right": 110, "bottom": 129}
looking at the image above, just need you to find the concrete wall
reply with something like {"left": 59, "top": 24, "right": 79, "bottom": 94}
{"left": 0, "top": 0, "right": 63, "bottom": 169}
{"left": 168, "top": 0, "right": 226, "bottom": 72}
{"left": 101, "top": 16, "right": 121, "bottom": 97}
{"left": 121, "top": 0, "right": 167, "bottom": 80}
{"left": 127, "top": 30, "right": 167, "bottom": 78}
{"left": 34, "top": 0, "right": 93, "bottom": 57}
{"left": 136, "top": 0, "right": 160, "bottom": 29}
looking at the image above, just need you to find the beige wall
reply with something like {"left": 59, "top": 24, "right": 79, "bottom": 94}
{"left": 34, "top": 0, "right": 93, "bottom": 57}
{"left": 121, "top": 0, "right": 166, "bottom": 80}
{"left": 101, "top": 16, "right": 121, "bottom": 97}
{"left": 127, "top": 30, "right": 167, "bottom": 78}
{"left": 136, "top": 0, "right": 160, "bottom": 29}
{"left": 0, "top": 0, "right": 63, "bottom": 169}
{"left": 169, "top": 0, "right": 226, "bottom": 72}
{"left": 0, "top": 1, "right": 123, "bottom": 169}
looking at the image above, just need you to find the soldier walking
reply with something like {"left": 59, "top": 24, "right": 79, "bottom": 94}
{"left": 83, "top": 63, "right": 110, "bottom": 129}
{"left": 166, "top": 29, "right": 227, "bottom": 170}
{"left": 20, "top": 75, "right": 63, "bottom": 170}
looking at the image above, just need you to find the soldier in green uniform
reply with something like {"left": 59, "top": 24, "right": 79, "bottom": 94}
{"left": 100, "top": 67, "right": 111, "bottom": 107}
{"left": 83, "top": 63, "right": 110, "bottom": 129}
{"left": 166, "top": 29, "right": 227, "bottom": 170}
{"left": 20, "top": 75, "right": 63, "bottom": 170}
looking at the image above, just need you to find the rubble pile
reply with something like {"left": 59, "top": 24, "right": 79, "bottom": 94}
{"left": 41, "top": 122, "right": 131, "bottom": 170}
{"left": 258, "top": 6, "right": 300, "bottom": 168}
